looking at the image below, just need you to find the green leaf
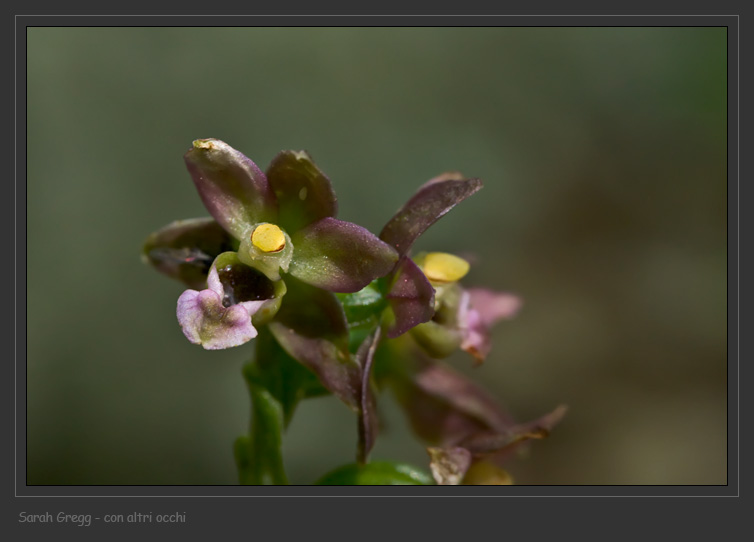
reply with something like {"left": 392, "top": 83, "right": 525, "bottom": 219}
{"left": 337, "top": 282, "right": 386, "bottom": 327}
{"left": 315, "top": 461, "right": 434, "bottom": 485}
{"left": 337, "top": 282, "right": 387, "bottom": 354}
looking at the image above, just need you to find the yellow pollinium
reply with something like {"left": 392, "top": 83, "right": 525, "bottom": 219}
{"left": 251, "top": 223, "right": 286, "bottom": 253}
{"left": 423, "top": 252, "right": 470, "bottom": 283}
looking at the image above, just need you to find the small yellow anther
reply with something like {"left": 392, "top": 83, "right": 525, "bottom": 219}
{"left": 422, "top": 252, "right": 470, "bottom": 283}
{"left": 192, "top": 139, "right": 216, "bottom": 150}
{"left": 251, "top": 224, "right": 286, "bottom": 253}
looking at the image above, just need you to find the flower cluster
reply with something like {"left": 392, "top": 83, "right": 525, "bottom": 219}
{"left": 143, "top": 139, "right": 565, "bottom": 485}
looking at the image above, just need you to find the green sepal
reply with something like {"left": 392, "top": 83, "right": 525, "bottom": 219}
{"left": 265, "top": 149, "right": 338, "bottom": 234}
{"left": 184, "top": 139, "right": 278, "bottom": 240}
{"left": 288, "top": 217, "right": 399, "bottom": 293}
{"left": 267, "top": 276, "right": 361, "bottom": 410}
{"left": 314, "top": 461, "right": 434, "bottom": 485}
{"left": 141, "top": 217, "right": 234, "bottom": 290}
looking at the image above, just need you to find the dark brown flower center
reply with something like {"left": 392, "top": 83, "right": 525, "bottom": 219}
{"left": 217, "top": 263, "right": 276, "bottom": 307}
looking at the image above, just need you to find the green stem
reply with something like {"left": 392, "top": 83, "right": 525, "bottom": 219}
{"left": 234, "top": 349, "right": 289, "bottom": 485}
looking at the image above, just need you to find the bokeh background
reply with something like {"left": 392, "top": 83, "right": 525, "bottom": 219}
{"left": 26, "top": 27, "right": 727, "bottom": 485}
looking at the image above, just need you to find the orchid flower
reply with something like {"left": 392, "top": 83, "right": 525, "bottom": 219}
{"left": 382, "top": 342, "right": 567, "bottom": 485}
{"left": 408, "top": 251, "right": 523, "bottom": 364}
{"left": 143, "top": 139, "right": 398, "bottom": 350}
{"left": 378, "top": 172, "right": 482, "bottom": 338}
{"left": 143, "top": 140, "right": 565, "bottom": 484}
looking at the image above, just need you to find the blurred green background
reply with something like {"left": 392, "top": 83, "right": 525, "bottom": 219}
{"left": 26, "top": 27, "right": 727, "bottom": 485}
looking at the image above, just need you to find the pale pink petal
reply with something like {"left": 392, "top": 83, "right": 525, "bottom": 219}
{"left": 176, "top": 288, "right": 259, "bottom": 350}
